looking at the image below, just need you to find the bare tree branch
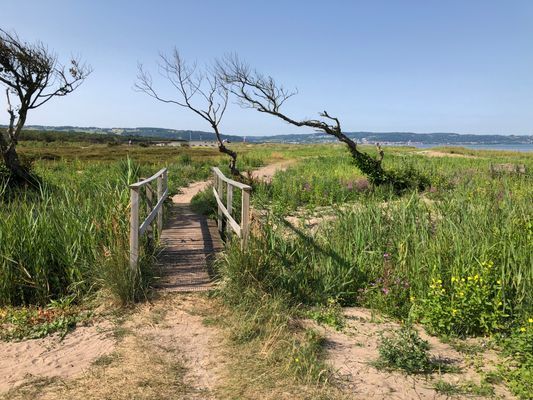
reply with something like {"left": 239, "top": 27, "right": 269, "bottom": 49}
{"left": 136, "top": 49, "right": 240, "bottom": 176}
{"left": 216, "top": 54, "right": 425, "bottom": 190}
{"left": 0, "top": 28, "right": 91, "bottom": 185}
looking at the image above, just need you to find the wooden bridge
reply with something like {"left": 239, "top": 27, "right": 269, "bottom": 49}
{"left": 128, "top": 167, "right": 252, "bottom": 292}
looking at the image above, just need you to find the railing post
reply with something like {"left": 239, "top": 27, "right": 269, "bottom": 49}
{"left": 226, "top": 183, "right": 233, "bottom": 238}
{"left": 130, "top": 187, "right": 140, "bottom": 272}
{"left": 217, "top": 173, "right": 224, "bottom": 233}
{"left": 146, "top": 184, "right": 153, "bottom": 240}
{"left": 157, "top": 174, "right": 163, "bottom": 234}
{"left": 241, "top": 187, "right": 251, "bottom": 249}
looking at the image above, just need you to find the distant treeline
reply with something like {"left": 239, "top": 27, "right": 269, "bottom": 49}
{"left": 18, "top": 130, "right": 168, "bottom": 144}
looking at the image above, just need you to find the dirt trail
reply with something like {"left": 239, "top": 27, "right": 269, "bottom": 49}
{"left": 1, "top": 159, "right": 296, "bottom": 399}
{"left": 314, "top": 307, "right": 513, "bottom": 400}
{"left": 416, "top": 150, "right": 478, "bottom": 159}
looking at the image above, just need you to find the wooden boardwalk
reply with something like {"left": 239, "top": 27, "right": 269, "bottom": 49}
{"left": 153, "top": 162, "right": 292, "bottom": 292}
{"left": 155, "top": 183, "right": 223, "bottom": 292}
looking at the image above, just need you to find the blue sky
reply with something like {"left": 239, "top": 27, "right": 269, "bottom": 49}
{"left": 1, "top": 0, "right": 532, "bottom": 136}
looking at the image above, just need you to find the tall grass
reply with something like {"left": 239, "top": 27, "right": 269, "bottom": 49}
{"left": 0, "top": 159, "right": 154, "bottom": 305}
{"left": 218, "top": 150, "right": 532, "bottom": 333}
{"left": 0, "top": 140, "right": 283, "bottom": 306}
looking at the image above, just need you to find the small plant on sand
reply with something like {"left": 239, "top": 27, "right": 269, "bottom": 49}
{"left": 305, "top": 298, "right": 345, "bottom": 331}
{"left": 375, "top": 326, "right": 433, "bottom": 374}
{"left": 0, "top": 297, "right": 90, "bottom": 341}
{"left": 497, "top": 319, "right": 533, "bottom": 399}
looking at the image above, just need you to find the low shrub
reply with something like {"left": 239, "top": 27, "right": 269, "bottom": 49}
{"left": 376, "top": 326, "right": 433, "bottom": 374}
{"left": 417, "top": 261, "right": 507, "bottom": 337}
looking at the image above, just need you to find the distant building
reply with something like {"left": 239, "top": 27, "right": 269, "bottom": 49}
{"left": 154, "top": 140, "right": 187, "bottom": 147}
{"left": 188, "top": 140, "right": 217, "bottom": 147}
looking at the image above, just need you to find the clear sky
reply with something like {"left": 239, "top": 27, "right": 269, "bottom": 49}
{"left": 1, "top": 0, "right": 532, "bottom": 136}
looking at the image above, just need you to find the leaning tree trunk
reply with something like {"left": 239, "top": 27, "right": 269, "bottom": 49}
{"left": 212, "top": 125, "right": 240, "bottom": 177}
{"left": 1, "top": 145, "right": 38, "bottom": 186}
{"left": 218, "top": 144, "right": 239, "bottom": 177}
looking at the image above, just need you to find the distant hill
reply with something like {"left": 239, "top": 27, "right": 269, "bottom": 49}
{"left": 7, "top": 125, "right": 533, "bottom": 146}
{"left": 17, "top": 125, "right": 243, "bottom": 143}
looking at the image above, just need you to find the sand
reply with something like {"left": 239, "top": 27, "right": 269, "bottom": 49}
{"left": 0, "top": 321, "right": 114, "bottom": 393}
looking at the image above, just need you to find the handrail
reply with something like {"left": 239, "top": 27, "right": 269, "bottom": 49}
{"left": 212, "top": 167, "right": 252, "bottom": 190}
{"left": 129, "top": 168, "right": 168, "bottom": 271}
{"left": 129, "top": 168, "right": 167, "bottom": 189}
{"left": 212, "top": 167, "right": 251, "bottom": 247}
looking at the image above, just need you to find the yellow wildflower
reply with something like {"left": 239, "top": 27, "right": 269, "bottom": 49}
{"left": 497, "top": 280, "right": 502, "bottom": 285}
{"left": 451, "top": 277, "right": 457, "bottom": 283}
{"left": 452, "top": 309, "right": 458, "bottom": 315}
{"left": 520, "top": 327, "right": 526, "bottom": 333}
{"left": 474, "top": 274, "right": 479, "bottom": 281}
{"left": 410, "top": 296, "right": 415, "bottom": 302}
{"left": 529, "top": 318, "right": 533, "bottom": 324}
{"left": 459, "top": 292, "right": 465, "bottom": 297}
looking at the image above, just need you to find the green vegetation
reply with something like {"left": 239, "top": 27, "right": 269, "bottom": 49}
{"left": 2, "top": 137, "right": 532, "bottom": 397}
{"left": 498, "top": 320, "right": 533, "bottom": 399}
{"left": 375, "top": 327, "right": 433, "bottom": 373}
{"left": 0, "top": 140, "right": 278, "bottom": 308}
{"left": 210, "top": 145, "right": 532, "bottom": 396}
{"left": 0, "top": 297, "right": 90, "bottom": 340}
{"left": 215, "top": 239, "right": 331, "bottom": 386}
{"left": 433, "top": 379, "right": 495, "bottom": 397}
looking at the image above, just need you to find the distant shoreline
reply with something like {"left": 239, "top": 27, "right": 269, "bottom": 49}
{"left": 406, "top": 143, "right": 533, "bottom": 152}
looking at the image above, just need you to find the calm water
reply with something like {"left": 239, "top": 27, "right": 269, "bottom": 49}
{"left": 411, "top": 143, "right": 533, "bottom": 152}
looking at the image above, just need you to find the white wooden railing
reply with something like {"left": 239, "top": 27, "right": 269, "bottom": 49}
{"left": 129, "top": 168, "right": 168, "bottom": 270}
{"left": 212, "top": 167, "right": 252, "bottom": 247}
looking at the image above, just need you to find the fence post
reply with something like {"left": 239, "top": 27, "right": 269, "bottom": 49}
{"left": 217, "top": 174, "right": 224, "bottom": 233}
{"left": 241, "top": 187, "right": 251, "bottom": 248}
{"left": 129, "top": 187, "right": 140, "bottom": 271}
{"left": 226, "top": 183, "right": 233, "bottom": 238}
{"left": 146, "top": 183, "right": 153, "bottom": 240}
{"left": 157, "top": 175, "right": 163, "bottom": 235}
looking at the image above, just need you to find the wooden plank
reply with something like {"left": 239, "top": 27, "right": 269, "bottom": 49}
{"left": 156, "top": 202, "right": 223, "bottom": 292}
{"left": 241, "top": 187, "right": 250, "bottom": 248}
{"left": 212, "top": 187, "right": 241, "bottom": 237}
{"left": 146, "top": 183, "right": 153, "bottom": 239}
{"left": 130, "top": 168, "right": 167, "bottom": 189}
{"left": 139, "top": 188, "right": 168, "bottom": 235}
{"left": 212, "top": 167, "right": 251, "bottom": 190}
{"left": 129, "top": 188, "right": 139, "bottom": 271}
{"left": 157, "top": 174, "right": 163, "bottom": 233}
{"left": 216, "top": 174, "right": 224, "bottom": 233}
{"left": 226, "top": 183, "right": 233, "bottom": 238}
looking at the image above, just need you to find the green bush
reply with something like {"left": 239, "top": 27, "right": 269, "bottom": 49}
{"left": 376, "top": 326, "right": 433, "bottom": 374}
{"left": 417, "top": 261, "right": 507, "bottom": 337}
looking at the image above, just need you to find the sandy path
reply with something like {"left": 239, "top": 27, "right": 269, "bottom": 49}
{"left": 249, "top": 159, "right": 296, "bottom": 182}
{"left": 416, "top": 150, "right": 478, "bottom": 158}
{"left": 0, "top": 321, "right": 114, "bottom": 393}
{"left": 171, "top": 159, "right": 293, "bottom": 204}
{"left": 315, "top": 307, "right": 513, "bottom": 399}
{"left": 3, "top": 295, "right": 225, "bottom": 400}
{"left": 1, "top": 159, "right": 297, "bottom": 398}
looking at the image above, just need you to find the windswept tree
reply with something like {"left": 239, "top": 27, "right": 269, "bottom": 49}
{"left": 136, "top": 50, "right": 240, "bottom": 176}
{"left": 217, "top": 55, "right": 428, "bottom": 192}
{"left": 0, "top": 29, "right": 91, "bottom": 185}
